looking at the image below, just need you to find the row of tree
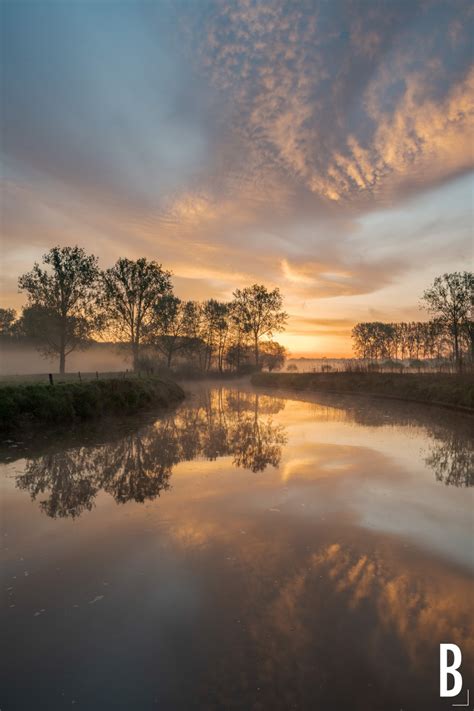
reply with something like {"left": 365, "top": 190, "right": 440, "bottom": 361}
{"left": 351, "top": 272, "right": 473, "bottom": 368}
{"left": 2, "top": 246, "right": 288, "bottom": 374}
{"left": 351, "top": 320, "right": 470, "bottom": 362}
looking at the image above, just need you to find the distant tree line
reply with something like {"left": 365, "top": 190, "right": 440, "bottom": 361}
{"left": 1, "top": 246, "right": 288, "bottom": 374}
{"left": 352, "top": 321, "right": 453, "bottom": 361}
{"left": 352, "top": 272, "right": 473, "bottom": 370}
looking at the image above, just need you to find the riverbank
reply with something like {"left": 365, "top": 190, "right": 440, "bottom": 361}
{"left": 251, "top": 372, "right": 474, "bottom": 412}
{"left": 0, "top": 377, "right": 185, "bottom": 430}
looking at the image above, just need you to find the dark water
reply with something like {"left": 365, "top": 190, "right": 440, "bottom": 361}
{"left": 1, "top": 385, "right": 473, "bottom": 711}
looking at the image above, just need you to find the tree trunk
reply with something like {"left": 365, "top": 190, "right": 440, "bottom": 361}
{"left": 254, "top": 335, "right": 259, "bottom": 369}
{"left": 59, "top": 349, "right": 66, "bottom": 375}
{"left": 453, "top": 323, "right": 460, "bottom": 372}
{"left": 59, "top": 318, "right": 66, "bottom": 374}
{"left": 167, "top": 350, "right": 172, "bottom": 368}
{"left": 132, "top": 342, "right": 140, "bottom": 372}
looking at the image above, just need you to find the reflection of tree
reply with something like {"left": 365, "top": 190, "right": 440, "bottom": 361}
{"left": 225, "top": 390, "right": 286, "bottom": 416}
{"left": 16, "top": 448, "right": 100, "bottom": 518}
{"left": 271, "top": 390, "right": 473, "bottom": 488}
{"left": 346, "top": 398, "right": 473, "bottom": 488}
{"left": 425, "top": 432, "right": 474, "bottom": 487}
{"left": 231, "top": 417, "right": 286, "bottom": 472}
{"left": 99, "top": 425, "right": 177, "bottom": 504}
{"left": 229, "top": 394, "right": 286, "bottom": 472}
{"left": 15, "top": 388, "right": 287, "bottom": 518}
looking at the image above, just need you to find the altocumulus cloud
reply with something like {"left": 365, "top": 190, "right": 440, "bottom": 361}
{"left": 1, "top": 0, "right": 472, "bottom": 353}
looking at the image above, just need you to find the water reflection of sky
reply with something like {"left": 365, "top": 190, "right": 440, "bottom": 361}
{"left": 1, "top": 386, "right": 472, "bottom": 710}
{"left": 272, "top": 399, "right": 474, "bottom": 570}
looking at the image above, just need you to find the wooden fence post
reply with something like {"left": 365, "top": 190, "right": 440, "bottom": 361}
{"left": 48, "top": 373, "right": 54, "bottom": 386}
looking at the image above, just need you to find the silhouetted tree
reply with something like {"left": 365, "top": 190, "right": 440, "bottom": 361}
{"left": 202, "top": 300, "right": 230, "bottom": 372}
{"left": 351, "top": 322, "right": 395, "bottom": 361}
{"left": 351, "top": 318, "right": 468, "bottom": 367}
{"left": 100, "top": 257, "right": 172, "bottom": 370}
{"left": 422, "top": 272, "right": 473, "bottom": 370}
{"left": 0, "top": 307, "right": 16, "bottom": 336}
{"left": 232, "top": 284, "right": 287, "bottom": 369}
{"left": 260, "top": 341, "right": 287, "bottom": 371}
{"left": 18, "top": 246, "right": 100, "bottom": 373}
{"left": 147, "top": 294, "right": 196, "bottom": 368}
{"left": 10, "top": 246, "right": 291, "bottom": 374}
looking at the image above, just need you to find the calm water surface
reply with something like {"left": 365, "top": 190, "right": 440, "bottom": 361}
{"left": 1, "top": 385, "right": 473, "bottom": 710}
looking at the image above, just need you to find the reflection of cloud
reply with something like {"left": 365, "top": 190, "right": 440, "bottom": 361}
{"left": 308, "top": 543, "right": 474, "bottom": 664}
{"left": 280, "top": 457, "right": 317, "bottom": 482}
{"left": 280, "top": 444, "right": 379, "bottom": 482}
{"left": 167, "top": 511, "right": 474, "bottom": 708}
{"left": 168, "top": 521, "right": 221, "bottom": 551}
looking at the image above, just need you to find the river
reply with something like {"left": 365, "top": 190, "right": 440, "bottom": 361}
{"left": 1, "top": 384, "right": 473, "bottom": 710}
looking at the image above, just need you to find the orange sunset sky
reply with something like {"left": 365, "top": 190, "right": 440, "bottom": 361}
{"left": 1, "top": 0, "right": 473, "bottom": 356}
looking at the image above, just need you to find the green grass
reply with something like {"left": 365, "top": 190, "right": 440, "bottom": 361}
{"left": 0, "top": 371, "right": 141, "bottom": 385}
{"left": 0, "top": 377, "right": 185, "bottom": 430}
{"left": 251, "top": 372, "right": 474, "bottom": 411}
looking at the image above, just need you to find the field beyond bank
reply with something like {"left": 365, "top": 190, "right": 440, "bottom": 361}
{"left": 251, "top": 372, "right": 474, "bottom": 411}
{"left": 0, "top": 377, "right": 185, "bottom": 430}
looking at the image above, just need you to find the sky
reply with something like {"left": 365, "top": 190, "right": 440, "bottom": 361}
{"left": 1, "top": 0, "right": 473, "bottom": 356}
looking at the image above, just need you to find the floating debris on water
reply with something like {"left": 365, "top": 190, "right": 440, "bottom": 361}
{"left": 88, "top": 595, "right": 104, "bottom": 604}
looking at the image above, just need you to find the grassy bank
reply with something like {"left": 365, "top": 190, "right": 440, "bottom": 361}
{"left": 0, "top": 377, "right": 185, "bottom": 430}
{"left": 251, "top": 372, "right": 474, "bottom": 411}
